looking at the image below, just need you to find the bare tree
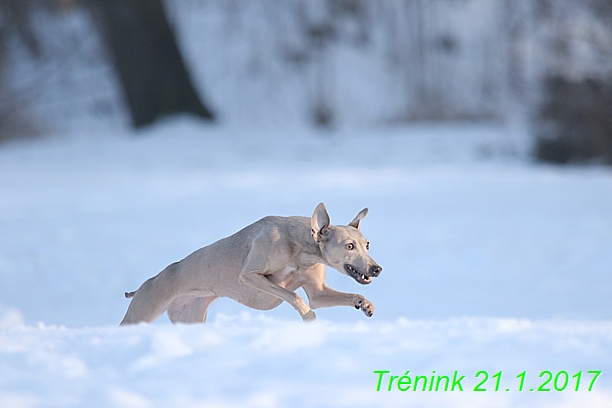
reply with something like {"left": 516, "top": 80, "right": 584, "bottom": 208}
{"left": 87, "top": 0, "right": 215, "bottom": 127}
{"left": 0, "top": 0, "right": 41, "bottom": 140}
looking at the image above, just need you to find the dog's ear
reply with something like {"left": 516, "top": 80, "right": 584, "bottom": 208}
{"left": 348, "top": 208, "right": 368, "bottom": 229}
{"left": 311, "top": 202, "right": 330, "bottom": 242}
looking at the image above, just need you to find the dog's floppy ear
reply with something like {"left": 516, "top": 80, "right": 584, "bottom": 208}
{"left": 311, "top": 202, "right": 331, "bottom": 242}
{"left": 348, "top": 208, "right": 368, "bottom": 229}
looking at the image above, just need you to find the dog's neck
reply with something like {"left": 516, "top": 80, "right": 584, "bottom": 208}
{"left": 292, "top": 220, "right": 330, "bottom": 268}
{"left": 297, "top": 247, "right": 328, "bottom": 269}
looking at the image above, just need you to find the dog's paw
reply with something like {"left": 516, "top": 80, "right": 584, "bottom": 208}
{"left": 355, "top": 297, "right": 374, "bottom": 317}
{"left": 302, "top": 310, "right": 317, "bottom": 322}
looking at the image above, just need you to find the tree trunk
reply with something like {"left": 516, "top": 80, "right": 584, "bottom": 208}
{"left": 89, "top": 0, "right": 214, "bottom": 127}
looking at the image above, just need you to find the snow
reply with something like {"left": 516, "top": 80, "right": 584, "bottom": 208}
{"left": 1, "top": 118, "right": 611, "bottom": 407}
{"left": 1, "top": 315, "right": 611, "bottom": 407}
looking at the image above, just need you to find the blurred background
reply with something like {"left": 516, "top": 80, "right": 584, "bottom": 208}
{"left": 1, "top": 0, "right": 612, "bottom": 327}
{"left": 1, "top": 0, "right": 611, "bottom": 163}
{"left": 1, "top": 2, "right": 612, "bottom": 406}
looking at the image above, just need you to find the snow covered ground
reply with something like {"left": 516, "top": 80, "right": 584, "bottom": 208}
{"left": 1, "top": 119, "right": 611, "bottom": 407}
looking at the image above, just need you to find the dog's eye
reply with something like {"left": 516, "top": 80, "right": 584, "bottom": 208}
{"left": 366, "top": 242, "right": 370, "bottom": 250}
{"left": 346, "top": 243, "right": 355, "bottom": 251}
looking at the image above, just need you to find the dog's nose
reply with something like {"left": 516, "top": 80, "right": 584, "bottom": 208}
{"left": 369, "top": 265, "right": 382, "bottom": 277}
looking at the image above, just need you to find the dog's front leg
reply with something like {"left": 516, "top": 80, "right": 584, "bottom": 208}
{"left": 238, "top": 235, "right": 316, "bottom": 321}
{"left": 239, "top": 272, "right": 316, "bottom": 321}
{"left": 302, "top": 264, "right": 374, "bottom": 317}
{"left": 305, "top": 284, "right": 374, "bottom": 317}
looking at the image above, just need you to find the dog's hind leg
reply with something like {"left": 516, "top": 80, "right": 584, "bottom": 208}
{"left": 120, "top": 284, "right": 174, "bottom": 325}
{"left": 167, "top": 295, "right": 219, "bottom": 324}
{"left": 120, "top": 294, "right": 170, "bottom": 325}
{"left": 120, "top": 266, "right": 179, "bottom": 325}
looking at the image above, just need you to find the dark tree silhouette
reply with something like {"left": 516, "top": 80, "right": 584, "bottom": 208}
{"left": 88, "top": 0, "right": 214, "bottom": 127}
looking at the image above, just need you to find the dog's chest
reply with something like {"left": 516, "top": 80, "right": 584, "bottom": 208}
{"left": 268, "top": 265, "right": 299, "bottom": 286}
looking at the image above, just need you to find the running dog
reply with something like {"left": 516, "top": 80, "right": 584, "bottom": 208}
{"left": 120, "top": 203, "right": 382, "bottom": 325}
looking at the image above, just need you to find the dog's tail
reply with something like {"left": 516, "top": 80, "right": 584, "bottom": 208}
{"left": 125, "top": 291, "right": 136, "bottom": 299}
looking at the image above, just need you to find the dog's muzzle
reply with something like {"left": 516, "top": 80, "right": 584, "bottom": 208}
{"left": 344, "top": 264, "right": 382, "bottom": 285}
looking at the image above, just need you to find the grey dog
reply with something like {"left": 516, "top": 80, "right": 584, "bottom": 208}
{"left": 120, "top": 203, "right": 382, "bottom": 325}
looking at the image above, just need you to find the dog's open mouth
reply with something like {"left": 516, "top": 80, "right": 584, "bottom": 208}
{"left": 344, "top": 264, "right": 372, "bottom": 285}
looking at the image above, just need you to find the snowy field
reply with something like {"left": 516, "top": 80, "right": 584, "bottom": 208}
{"left": 1, "top": 119, "right": 611, "bottom": 407}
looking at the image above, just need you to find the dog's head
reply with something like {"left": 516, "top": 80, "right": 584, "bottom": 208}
{"left": 311, "top": 202, "right": 382, "bottom": 285}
